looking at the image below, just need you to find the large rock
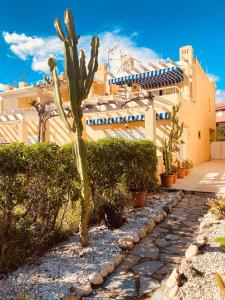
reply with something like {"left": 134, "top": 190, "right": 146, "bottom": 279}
{"left": 88, "top": 272, "right": 103, "bottom": 285}
{"left": 118, "top": 238, "right": 134, "bottom": 250}
{"left": 185, "top": 244, "right": 198, "bottom": 259}
{"left": 132, "top": 260, "right": 163, "bottom": 276}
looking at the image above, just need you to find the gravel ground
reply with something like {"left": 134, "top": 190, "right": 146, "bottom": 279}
{"left": 0, "top": 191, "right": 180, "bottom": 300}
{"left": 176, "top": 216, "right": 225, "bottom": 300}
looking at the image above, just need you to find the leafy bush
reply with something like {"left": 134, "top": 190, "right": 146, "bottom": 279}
{"left": 0, "top": 143, "right": 80, "bottom": 273}
{"left": 0, "top": 138, "right": 157, "bottom": 273}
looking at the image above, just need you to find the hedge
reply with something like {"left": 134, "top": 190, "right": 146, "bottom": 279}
{"left": 0, "top": 138, "right": 157, "bottom": 273}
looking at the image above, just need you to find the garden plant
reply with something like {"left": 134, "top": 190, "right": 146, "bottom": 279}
{"left": 48, "top": 9, "right": 99, "bottom": 246}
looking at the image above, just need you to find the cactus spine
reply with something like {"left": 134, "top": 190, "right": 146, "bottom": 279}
{"left": 48, "top": 9, "right": 99, "bottom": 246}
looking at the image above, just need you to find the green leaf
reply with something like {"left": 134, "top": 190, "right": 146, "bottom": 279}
{"left": 214, "top": 237, "right": 225, "bottom": 247}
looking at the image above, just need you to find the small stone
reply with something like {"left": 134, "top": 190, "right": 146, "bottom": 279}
{"left": 118, "top": 238, "right": 134, "bottom": 250}
{"left": 142, "top": 224, "right": 150, "bottom": 234}
{"left": 147, "top": 219, "right": 156, "bottom": 232}
{"left": 162, "top": 211, "right": 167, "bottom": 218}
{"left": 138, "top": 227, "right": 147, "bottom": 239}
{"left": 88, "top": 272, "right": 103, "bottom": 285}
{"left": 165, "top": 268, "right": 180, "bottom": 289}
{"left": 114, "top": 254, "right": 125, "bottom": 267}
{"left": 185, "top": 245, "right": 198, "bottom": 259}
{"left": 76, "top": 284, "right": 92, "bottom": 297}
{"left": 154, "top": 214, "right": 161, "bottom": 224}
{"left": 132, "top": 232, "right": 140, "bottom": 243}
{"left": 196, "top": 234, "right": 208, "bottom": 247}
{"left": 101, "top": 261, "right": 114, "bottom": 277}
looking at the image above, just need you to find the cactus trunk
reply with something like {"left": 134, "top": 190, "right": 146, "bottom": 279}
{"left": 49, "top": 9, "right": 99, "bottom": 246}
{"left": 73, "top": 127, "right": 91, "bottom": 246}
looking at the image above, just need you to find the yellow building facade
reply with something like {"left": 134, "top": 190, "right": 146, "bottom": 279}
{"left": 0, "top": 45, "right": 216, "bottom": 167}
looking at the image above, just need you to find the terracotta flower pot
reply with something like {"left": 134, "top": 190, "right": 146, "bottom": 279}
{"left": 172, "top": 172, "right": 178, "bottom": 184}
{"left": 132, "top": 191, "right": 147, "bottom": 208}
{"left": 178, "top": 168, "right": 186, "bottom": 179}
{"left": 185, "top": 168, "right": 191, "bottom": 176}
{"left": 160, "top": 174, "right": 174, "bottom": 188}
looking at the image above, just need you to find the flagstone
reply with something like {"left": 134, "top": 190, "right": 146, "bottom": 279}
{"left": 132, "top": 261, "right": 163, "bottom": 276}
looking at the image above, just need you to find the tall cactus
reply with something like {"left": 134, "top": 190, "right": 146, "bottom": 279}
{"left": 48, "top": 9, "right": 99, "bottom": 246}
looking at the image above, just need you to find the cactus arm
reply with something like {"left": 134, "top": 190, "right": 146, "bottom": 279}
{"left": 79, "top": 50, "right": 87, "bottom": 96}
{"left": 54, "top": 18, "right": 67, "bottom": 42}
{"left": 83, "top": 37, "right": 99, "bottom": 99}
{"left": 48, "top": 58, "right": 71, "bottom": 131}
{"left": 64, "top": 9, "right": 81, "bottom": 97}
{"left": 214, "top": 272, "right": 225, "bottom": 298}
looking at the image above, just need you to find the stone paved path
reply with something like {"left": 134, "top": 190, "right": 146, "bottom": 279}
{"left": 93, "top": 193, "right": 209, "bottom": 299}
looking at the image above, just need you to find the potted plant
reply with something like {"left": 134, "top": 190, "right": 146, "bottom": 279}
{"left": 171, "top": 165, "right": 178, "bottom": 184}
{"left": 160, "top": 138, "right": 174, "bottom": 188}
{"left": 125, "top": 156, "right": 149, "bottom": 208}
{"left": 177, "top": 160, "right": 186, "bottom": 178}
{"left": 182, "top": 160, "right": 193, "bottom": 175}
{"left": 103, "top": 187, "right": 131, "bottom": 229}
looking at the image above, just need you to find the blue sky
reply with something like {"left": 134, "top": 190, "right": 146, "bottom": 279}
{"left": 0, "top": 0, "right": 224, "bottom": 101}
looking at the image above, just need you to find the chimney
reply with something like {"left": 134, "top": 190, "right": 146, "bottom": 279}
{"left": 179, "top": 46, "right": 194, "bottom": 65}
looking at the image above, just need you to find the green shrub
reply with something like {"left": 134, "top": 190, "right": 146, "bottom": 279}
{"left": 0, "top": 138, "right": 157, "bottom": 273}
{"left": 0, "top": 143, "right": 80, "bottom": 273}
{"left": 208, "top": 198, "right": 225, "bottom": 219}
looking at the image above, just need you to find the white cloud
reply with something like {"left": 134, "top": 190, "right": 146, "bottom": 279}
{"left": 207, "top": 73, "right": 220, "bottom": 83}
{"left": 216, "top": 89, "right": 225, "bottom": 103}
{"left": 3, "top": 31, "right": 63, "bottom": 73}
{"left": 0, "top": 84, "right": 6, "bottom": 91}
{"left": 3, "top": 29, "right": 160, "bottom": 74}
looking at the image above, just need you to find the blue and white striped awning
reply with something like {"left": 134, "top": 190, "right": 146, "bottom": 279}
{"left": 86, "top": 114, "right": 145, "bottom": 126}
{"left": 108, "top": 66, "right": 184, "bottom": 88}
{"left": 86, "top": 112, "right": 170, "bottom": 126}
